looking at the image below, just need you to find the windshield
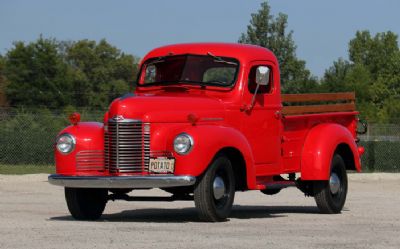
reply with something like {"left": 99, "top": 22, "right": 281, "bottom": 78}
{"left": 138, "top": 54, "right": 239, "bottom": 87}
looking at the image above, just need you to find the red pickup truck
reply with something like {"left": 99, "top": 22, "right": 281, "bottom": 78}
{"left": 49, "top": 43, "right": 365, "bottom": 222}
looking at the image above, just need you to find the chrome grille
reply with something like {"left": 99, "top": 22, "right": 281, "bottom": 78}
{"left": 104, "top": 119, "right": 150, "bottom": 173}
{"left": 76, "top": 150, "right": 105, "bottom": 171}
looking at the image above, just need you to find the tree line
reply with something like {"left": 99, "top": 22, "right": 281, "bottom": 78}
{"left": 0, "top": 1, "right": 399, "bottom": 123}
{"left": 0, "top": 37, "right": 139, "bottom": 110}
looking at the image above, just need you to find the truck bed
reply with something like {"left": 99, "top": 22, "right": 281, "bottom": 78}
{"left": 280, "top": 92, "right": 358, "bottom": 173}
{"left": 281, "top": 92, "right": 356, "bottom": 115}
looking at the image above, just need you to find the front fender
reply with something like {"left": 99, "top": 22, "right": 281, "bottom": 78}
{"left": 55, "top": 122, "right": 104, "bottom": 175}
{"left": 301, "top": 123, "right": 361, "bottom": 180}
{"left": 170, "top": 125, "right": 256, "bottom": 188}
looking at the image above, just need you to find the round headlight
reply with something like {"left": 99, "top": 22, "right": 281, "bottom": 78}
{"left": 173, "top": 133, "right": 193, "bottom": 155}
{"left": 56, "top": 133, "right": 76, "bottom": 154}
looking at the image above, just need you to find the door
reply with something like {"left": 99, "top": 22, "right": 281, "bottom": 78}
{"left": 241, "top": 61, "right": 282, "bottom": 176}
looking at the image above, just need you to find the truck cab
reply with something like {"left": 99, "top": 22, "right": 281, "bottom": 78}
{"left": 49, "top": 43, "right": 364, "bottom": 222}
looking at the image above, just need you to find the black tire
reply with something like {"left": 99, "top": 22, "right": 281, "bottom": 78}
{"left": 194, "top": 155, "right": 235, "bottom": 222}
{"left": 261, "top": 188, "right": 281, "bottom": 195}
{"left": 64, "top": 188, "right": 108, "bottom": 220}
{"left": 313, "top": 154, "right": 348, "bottom": 214}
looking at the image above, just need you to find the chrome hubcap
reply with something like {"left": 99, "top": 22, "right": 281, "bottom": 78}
{"left": 213, "top": 176, "right": 226, "bottom": 200}
{"left": 330, "top": 173, "right": 341, "bottom": 195}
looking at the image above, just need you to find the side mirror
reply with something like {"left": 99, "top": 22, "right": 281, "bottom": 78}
{"left": 255, "top": 66, "right": 270, "bottom": 86}
{"left": 243, "top": 66, "right": 271, "bottom": 113}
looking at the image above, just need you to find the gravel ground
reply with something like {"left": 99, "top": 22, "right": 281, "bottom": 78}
{"left": 0, "top": 173, "right": 399, "bottom": 249}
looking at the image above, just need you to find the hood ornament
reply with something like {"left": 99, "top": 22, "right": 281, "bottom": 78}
{"left": 112, "top": 115, "right": 125, "bottom": 122}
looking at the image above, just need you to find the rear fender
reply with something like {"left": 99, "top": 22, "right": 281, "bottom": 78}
{"left": 171, "top": 125, "right": 257, "bottom": 189}
{"left": 301, "top": 123, "right": 361, "bottom": 180}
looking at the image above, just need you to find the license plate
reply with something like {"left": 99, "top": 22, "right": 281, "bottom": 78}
{"left": 149, "top": 158, "right": 175, "bottom": 173}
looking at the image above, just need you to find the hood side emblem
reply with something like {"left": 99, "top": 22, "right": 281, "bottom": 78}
{"left": 112, "top": 115, "right": 125, "bottom": 121}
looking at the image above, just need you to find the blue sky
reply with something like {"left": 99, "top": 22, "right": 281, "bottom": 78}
{"left": 1, "top": 0, "right": 399, "bottom": 77}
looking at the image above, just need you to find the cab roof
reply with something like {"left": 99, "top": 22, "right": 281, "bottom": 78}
{"left": 141, "top": 42, "right": 278, "bottom": 65}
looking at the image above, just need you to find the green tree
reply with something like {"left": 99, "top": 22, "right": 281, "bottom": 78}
{"left": 66, "top": 40, "right": 138, "bottom": 107}
{"left": 0, "top": 55, "right": 7, "bottom": 107}
{"left": 65, "top": 39, "right": 139, "bottom": 108}
{"left": 321, "top": 58, "right": 352, "bottom": 92}
{"left": 321, "top": 30, "right": 400, "bottom": 123}
{"left": 239, "top": 1, "right": 318, "bottom": 93}
{"left": 4, "top": 36, "right": 73, "bottom": 108}
{"left": 3, "top": 37, "right": 139, "bottom": 109}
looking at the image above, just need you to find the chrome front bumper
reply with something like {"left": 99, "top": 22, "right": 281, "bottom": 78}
{"left": 48, "top": 174, "right": 196, "bottom": 189}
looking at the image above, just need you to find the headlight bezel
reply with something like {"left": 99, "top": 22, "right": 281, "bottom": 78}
{"left": 173, "top": 133, "right": 194, "bottom": 155}
{"left": 56, "top": 133, "right": 76, "bottom": 155}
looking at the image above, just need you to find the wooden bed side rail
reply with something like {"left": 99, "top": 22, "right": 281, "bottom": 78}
{"left": 281, "top": 92, "right": 356, "bottom": 115}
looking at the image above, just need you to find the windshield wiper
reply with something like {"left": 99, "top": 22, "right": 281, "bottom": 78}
{"left": 207, "top": 52, "right": 238, "bottom": 66}
{"left": 147, "top": 53, "right": 174, "bottom": 65}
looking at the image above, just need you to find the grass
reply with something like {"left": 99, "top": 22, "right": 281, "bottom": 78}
{"left": 0, "top": 164, "right": 55, "bottom": 174}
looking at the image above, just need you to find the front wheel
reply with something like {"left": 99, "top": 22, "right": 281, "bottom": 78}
{"left": 194, "top": 155, "right": 235, "bottom": 222}
{"left": 65, "top": 188, "right": 108, "bottom": 220}
{"left": 313, "top": 154, "right": 348, "bottom": 214}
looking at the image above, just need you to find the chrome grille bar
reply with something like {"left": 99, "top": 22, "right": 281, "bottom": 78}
{"left": 143, "top": 122, "right": 150, "bottom": 172}
{"left": 104, "top": 119, "right": 150, "bottom": 174}
{"left": 76, "top": 150, "right": 105, "bottom": 171}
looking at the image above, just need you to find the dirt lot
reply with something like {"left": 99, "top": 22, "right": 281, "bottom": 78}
{"left": 0, "top": 173, "right": 399, "bottom": 249}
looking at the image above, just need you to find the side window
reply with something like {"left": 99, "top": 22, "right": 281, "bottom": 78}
{"left": 144, "top": 65, "right": 157, "bottom": 83}
{"left": 248, "top": 65, "right": 273, "bottom": 94}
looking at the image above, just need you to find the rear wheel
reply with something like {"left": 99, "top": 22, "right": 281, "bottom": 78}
{"left": 313, "top": 154, "right": 348, "bottom": 214}
{"left": 194, "top": 155, "right": 235, "bottom": 222}
{"left": 65, "top": 188, "right": 108, "bottom": 220}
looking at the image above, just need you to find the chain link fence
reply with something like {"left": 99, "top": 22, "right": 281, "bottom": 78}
{"left": 0, "top": 108, "right": 399, "bottom": 172}
{"left": 359, "top": 123, "right": 400, "bottom": 172}
{"left": 0, "top": 108, "right": 104, "bottom": 166}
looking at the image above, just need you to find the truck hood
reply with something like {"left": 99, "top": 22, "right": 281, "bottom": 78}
{"left": 107, "top": 94, "right": 225, "bottom": 123}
